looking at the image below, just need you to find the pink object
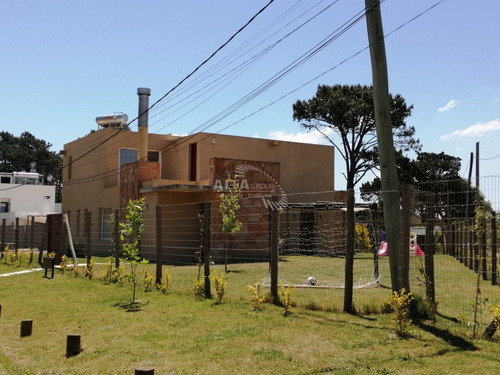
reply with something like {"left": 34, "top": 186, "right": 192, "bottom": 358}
{"left": 378, "top": 241, "right": 388, "bottom": 256}
{"left": 415, "top": 244, "right": 424, "bottom": 256}
{"left": 378, "top": 241, "right": 424, "bottom": 256}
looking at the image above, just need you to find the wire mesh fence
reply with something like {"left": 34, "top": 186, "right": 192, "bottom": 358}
{"left": 2, "top": 176, "right": 499, "bottom": 325}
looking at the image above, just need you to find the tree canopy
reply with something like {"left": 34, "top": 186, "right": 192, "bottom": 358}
{"left": 293, "top": 84, "right": 420, "bottom": 189}
{"left": 360, "top": 151, "right": 476, "bottom": 220}
{"left": 0, "top": 131, "right": 62, "bottom": 184}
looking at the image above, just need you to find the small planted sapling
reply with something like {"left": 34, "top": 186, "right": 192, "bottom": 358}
{"left": 119, "top": 198, "right": 147, "bottom": 305}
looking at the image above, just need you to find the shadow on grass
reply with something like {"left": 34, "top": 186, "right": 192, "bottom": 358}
{"left": 419, "top": 323, "right": 478, "bottom": 351}
{"left": 113, "top": 301, "right": 144, "bottom": 312}
{"left": 436, "top": 311, "right": 461, "bottom": 323}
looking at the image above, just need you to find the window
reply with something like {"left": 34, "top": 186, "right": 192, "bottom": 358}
{"left": 0, "top": 201, "right": 9, "bottom": 213}
{"left": 119, "top": 148, "right": 137, "bottom": 166}
{"left": 68, "top": 156, "right": 72, "bottom": 180}
{"left": 120, "top": 148, "right": 159, "bottom": 165}
{"left": 101, "top": 208, "right": 114, "bottom": 240}
{"left": 148, "top": 150, "right": 160, "bottom": 162}
{"left": 189, "top": 143, "right": 197, "bottom": 181}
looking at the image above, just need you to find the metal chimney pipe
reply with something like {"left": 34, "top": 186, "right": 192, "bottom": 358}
{"left": 137, "top": 87, "right": 151, "bottom": 161}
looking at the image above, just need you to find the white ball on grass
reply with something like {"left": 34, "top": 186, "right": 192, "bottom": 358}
{"left": 307, "top": 276, "right": 317, "bottom": 285}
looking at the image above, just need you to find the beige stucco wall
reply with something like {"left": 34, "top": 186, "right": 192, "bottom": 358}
{"left": 62, "top": 128, "right": 337, "bottom": 257}
{"left": 62, "top": 128, "right": 175, "bottom": 213}
{"left": 163, "top": 132, "right": 335, "bottom": 200}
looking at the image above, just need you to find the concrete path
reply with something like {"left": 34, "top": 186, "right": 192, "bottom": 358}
{"left": 0, "top": 268, "right": 43, "bottom": 277}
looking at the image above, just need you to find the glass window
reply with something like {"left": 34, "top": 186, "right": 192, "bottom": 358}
{"left": 0, "top": 202, "right": 9, "bottom": 213}
{"left": 148, "top": 150, "right": 160, "bottom": 162}
{"left": 119, "top": 148, "right": 137, "bottom": 166}
{"left": 101, "top": 208, "right": 114, "bottom": 240}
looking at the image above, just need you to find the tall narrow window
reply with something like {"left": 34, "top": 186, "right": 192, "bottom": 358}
{"left": 189, "top": 143, "right": 197, "bottom": 181}
{"left": 68, "top": 156, "right": 73, "bottom": 180}
{"left": 101, "top": 208, "right": 113, "bottom": 240}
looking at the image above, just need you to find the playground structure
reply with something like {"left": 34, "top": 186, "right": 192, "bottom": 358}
{"left": 378, "top": 231, "right": 424, "bottom": 257}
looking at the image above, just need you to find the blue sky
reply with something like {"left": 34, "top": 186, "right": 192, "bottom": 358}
{"left": 2, "top": 0, "right": 499, "bottom": 192}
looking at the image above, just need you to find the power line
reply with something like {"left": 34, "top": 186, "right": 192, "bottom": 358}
{"left": 61, "top": 0, "right": 276, "bottom": 170}
{"left": 62, "top": 0, "right": 446, "bottom": 187}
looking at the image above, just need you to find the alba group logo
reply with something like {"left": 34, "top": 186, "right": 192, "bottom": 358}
{"left": 213, "top": 164, "right": 288, "bottom": 210}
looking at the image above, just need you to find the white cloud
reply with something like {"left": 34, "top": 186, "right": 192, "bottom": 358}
{"left": 267, "top": 128, "right": 333, "bottom": 144}
{"left": 438, "top": 100, "right": 459, "bottom": 112}
{"left": 440, "top": 119, "right": 500, "bottom": 140}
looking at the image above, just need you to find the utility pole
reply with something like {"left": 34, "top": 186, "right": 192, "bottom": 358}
{"left": 365, "top": 0, "right": 405, "bottom": 291}
{"left": 475, "top": 142, "right": 480, "bottom": 189}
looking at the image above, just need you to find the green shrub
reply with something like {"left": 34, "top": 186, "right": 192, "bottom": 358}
{"left": 390, "top": 288, "right": 413, "bottom": 337}
{"left": 209, "top": 270, "right": 227, "bottom": 304}
{"left": 279, "top": 283, "right": 294, "bottom": 316}
{"left": 248, "top": 282, "right": 266, "bottom": 311}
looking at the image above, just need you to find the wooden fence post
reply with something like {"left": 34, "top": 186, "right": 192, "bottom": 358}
{"left": 155, "top": 205, "right": 162, "bottom": 285}
{"left": 491, "top": 211, "right": 497, "bottom": 286}
{"left": 202, "top": 202, "right": 211, "bottom": 299}
{"left": 1, "top": 218, "right": 5, "bottom": 252}
{"left": 401, "top": 185, "right": 411, "bottom": 291}
{"left": 20, "top": 319, "right": 33, "bottom": 337}
{"left": 270, "top": 196, "right": 279, "bottom": 305}
{"left": 14, "top": 217, "right": 19, "bottom": 250}
{"left": 85, "top": 211, "right": 92, "bottom": 263}
{"left": 424, "top": 193, "right": 436, "bottom": 305}
{"left": 481, "top": 211, "right": 488, "bottom": 281}
{"left": 66, "top": 334, "right": 81, "bottom": 357}
{"left": 451, "top": 223, "right": 456, "bottom": 259}
{"left": 114, "top": 209, "right": 120, "bottom": 269}
{"left": 30, "top": 215, "right": 35, "bottom": 249}
{"left": 135, "top": 367, "right": 154, "bottom": 375}
{"left": 468, "top": 219, "right": 474, "bottom": 270}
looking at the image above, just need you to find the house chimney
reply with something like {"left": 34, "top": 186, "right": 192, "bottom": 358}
{"left": 137, "top": 87, "right": 151, "bottom": 161}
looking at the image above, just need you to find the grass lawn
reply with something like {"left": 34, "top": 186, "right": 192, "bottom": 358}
{"left": 0, "top": 255, "right": 499, "bottom": 374}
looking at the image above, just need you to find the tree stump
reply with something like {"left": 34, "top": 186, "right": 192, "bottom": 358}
{"left": 135, "top": 367, "right": 154, "bottom": 375}
{"left": 20, "top": 319, "right": 33, "bottom": 337}
{"left": 66, "top": 334, "right": 81, "bottom": 357}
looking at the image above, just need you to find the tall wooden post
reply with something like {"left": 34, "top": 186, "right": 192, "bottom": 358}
{"left": 481, "top": 212, "right": 488, "bottom": 281}
{"left": 491, "top": 212, "right": 497, "bottom": 285}
{"left": 365, "top": 0, "right": 403, "bottom": 292}
{"left": 202, "top": 202, "right": 211, "bottom": 299}
{"left": 458, "top": 221, "right": 463, "bottom": 264}
{"left": 343, "top": 189, "right": 355, "bottom": 313}
{"left": 14, "top": 217, "right": 19, "bottom": 250}
{"left": 155, "top": 205, "right": 163, "bottom": 285}
{"left": 1, "top": 218, "right": 5, "bottom": 251}
{"left": 85, "top": 211, "right": 92, "bottom": 264}
{"left": 30, "top": 215, "right": 35, "bottom": 249}
{"left": 270, "top": 196, "right": 279, "bottom": 305}
{"left": 114, "top": 209, "right": 120, "bottom": 269}
{"left": 401, "top": 185, "right": 411, "bottom": 291}
{"left": 451, "top": 223, "right": 456, "bottom": 259}
{"left": 424, "top": 193, "right": 436, "bottom": 304}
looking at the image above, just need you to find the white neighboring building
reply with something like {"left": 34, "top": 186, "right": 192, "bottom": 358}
{"left": 0, "top": 172, "right": 60, "bottom": 225}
